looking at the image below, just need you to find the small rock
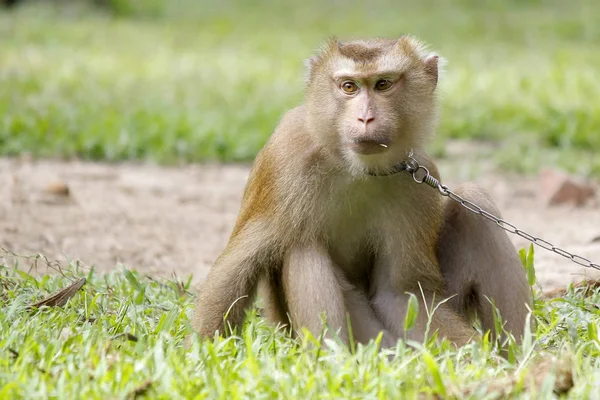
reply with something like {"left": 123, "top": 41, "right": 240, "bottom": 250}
{"left": 38, "top": 180, "right": 76, "bottom": 205}
{"left": 539, "top": 168, "right": 596, "bottom": 207}
{"left": 45, "top": 181, "right": 70, "bottom": 197}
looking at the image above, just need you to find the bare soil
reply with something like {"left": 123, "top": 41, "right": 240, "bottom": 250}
{"left": 2, "top": 147, "right": 600, "bottom": 292}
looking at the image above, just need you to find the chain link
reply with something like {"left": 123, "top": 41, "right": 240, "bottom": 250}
{"left": 403, "top": 153, "right": 600, "bottom": 272}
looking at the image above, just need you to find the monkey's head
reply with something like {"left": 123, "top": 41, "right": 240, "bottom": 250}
{"left": 305, "top": 36, "right": 442, "bottom": 175}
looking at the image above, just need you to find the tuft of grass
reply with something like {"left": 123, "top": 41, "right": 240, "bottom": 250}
{"left": 1, "top": 0, "right": 600, "bottom": 174}
{"left": 1, "top": 250, "right": 600, "bottom": 398}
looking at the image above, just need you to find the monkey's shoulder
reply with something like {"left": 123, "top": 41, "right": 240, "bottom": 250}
{"left": 233, "top": 105, "right": 323, "bottom": 230}
{"left": 259, "top": 104, "right": 326, "bottom": 177}
{"left": 274, "top": 104, "right": 308, "bottom": 130}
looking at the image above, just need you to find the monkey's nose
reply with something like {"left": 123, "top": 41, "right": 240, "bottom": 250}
{"left": 358, "top": 115, "right": 375, "bottom": 125}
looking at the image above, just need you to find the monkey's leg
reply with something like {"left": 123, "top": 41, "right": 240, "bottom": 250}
{"left": 371, "top": 289, "right": 476, "bottom": 346}
{"left": 437, "top": 182, "right": 533, "bottom": 344}
{"left": 343, "top": 286, "right": 399, "bottom": 348}
{"left": 371, "top": 254, "right": 476, "bottom": 347}
{"left": 282, "top": 243, "right": 351, "bottom": 344}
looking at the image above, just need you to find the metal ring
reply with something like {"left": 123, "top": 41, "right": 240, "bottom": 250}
{"left": 412, "top": 166, "right": 430, "bottom": 184}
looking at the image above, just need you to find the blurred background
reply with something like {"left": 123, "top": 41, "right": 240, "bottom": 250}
{"left": 1, "top": 0, "right": 599, "bottom": 174}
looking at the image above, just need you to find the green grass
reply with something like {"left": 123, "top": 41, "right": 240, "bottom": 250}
{"left": 1, "top": 0, "right": 600, "bottom": 174}
{"left": 1, "top": 249, "right": 600, "bottom": 398}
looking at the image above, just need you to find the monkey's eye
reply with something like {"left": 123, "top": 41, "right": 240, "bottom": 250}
{"left": 375, "top": 79, "right": 393, "bottom": 91}
{"left": 340, "top": 81, "right": 358, "bottom": 94}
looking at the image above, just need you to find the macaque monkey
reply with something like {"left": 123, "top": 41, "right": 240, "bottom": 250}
{"left": 193, "top": 36, "right": 532, "bottom": 349}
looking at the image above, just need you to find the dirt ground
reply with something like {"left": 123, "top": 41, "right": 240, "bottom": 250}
{"left": 2, "top": 145, "right": 600, "bottom": 293}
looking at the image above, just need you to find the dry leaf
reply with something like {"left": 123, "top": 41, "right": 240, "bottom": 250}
{"left": 29, "top": 278, "right": 86, "bottom": 308}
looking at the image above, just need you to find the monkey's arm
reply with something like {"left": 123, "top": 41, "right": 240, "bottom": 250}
{"left": 192, "top": 141, "right": 291, "bottom": 338}
{"left": 191, "top": 146, "right": 280, "bottom": 337}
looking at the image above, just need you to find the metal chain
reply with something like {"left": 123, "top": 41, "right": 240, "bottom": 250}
{"left": 402, "top": 153, "right": 600, "bottom": 272}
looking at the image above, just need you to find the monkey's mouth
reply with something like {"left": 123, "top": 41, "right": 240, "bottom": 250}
{"left": 350, "top": 139, "right": 391, "bottom": 155}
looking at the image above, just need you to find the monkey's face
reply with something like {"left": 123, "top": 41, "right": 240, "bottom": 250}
{"left": 306, "top": 37, "right": 440, "bottom": 174}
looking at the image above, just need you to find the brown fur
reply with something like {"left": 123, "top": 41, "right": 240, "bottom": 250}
{"left": 338, "top": 38, "right": 394, "bottom": 62}
{"left": 192, "top": 35, "right": 531, "bottom": 350}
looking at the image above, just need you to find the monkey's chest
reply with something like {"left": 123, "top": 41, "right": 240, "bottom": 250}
{"left": 317, "top": 178, "right": 436, "bottom": 280}
{"left": 321, "top": 196, "right": 404, "bottom": 279}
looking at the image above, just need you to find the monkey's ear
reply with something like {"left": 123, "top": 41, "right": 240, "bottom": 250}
{"left": 305, "top": 56, "right": 318, "bottom": 72}
{"left": 304, "top": 56, "right": 319, "bottom": 83}
{"left": 305, "top": 37, "right": 339, "bottom": 83}
{"left": 424, "top": 54, "right": 439, "bottom": 87}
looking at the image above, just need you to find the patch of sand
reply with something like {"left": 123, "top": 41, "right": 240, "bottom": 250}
{"left": 2, "top": 154, "right": 599, "bottom": 292}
